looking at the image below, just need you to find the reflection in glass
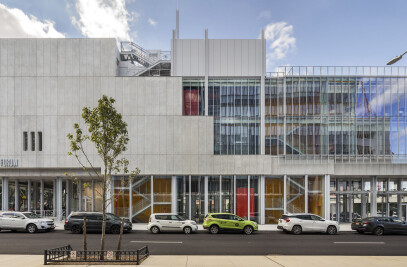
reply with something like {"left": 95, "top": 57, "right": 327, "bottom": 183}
{"left": 286, "top": 177, "right": 305, "bottom": 213}
{"left": 265, "top": 177, "right": 284, "bottom": 224}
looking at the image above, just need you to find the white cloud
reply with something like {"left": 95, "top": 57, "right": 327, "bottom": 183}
{"left": 71, "top": 0, "right": 136, "bottom": 41}
{"left": 148, "top": 18, "right": 157, "bottom": 26}
{"left": 264, "top": 21, "right": 296, "bottom": 60}
{"left": 0, "top": 3, "right": 64, "bottom": 38}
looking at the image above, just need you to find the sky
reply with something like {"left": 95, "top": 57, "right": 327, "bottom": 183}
{"left": 1, "top": 0, "right": 407, "bottom": 72}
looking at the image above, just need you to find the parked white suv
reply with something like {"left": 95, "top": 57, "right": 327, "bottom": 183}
{"left": 148, "top": 213, "right": 198, "bottom": 234}
{"left": 0, "top": 212, "right": 55, "bottom": 233}
{"left": 277, "top": 213, "right": 339, "bottom": 235}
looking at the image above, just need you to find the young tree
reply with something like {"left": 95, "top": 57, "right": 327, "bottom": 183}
{"left": 67, "top": 95, "right": 139, "bottom": 253}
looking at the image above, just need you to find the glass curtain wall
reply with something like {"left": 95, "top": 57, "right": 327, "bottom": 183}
{"left": 250, "top": 176, "right": 260, "bottom": 222}
{"left": 177, "top": 176, "right": 190, "bottom": 219}
{"left": 265, "top": 177, "right": 284, "bottom": 224}
{"left": 152, "top": 176, "right": 172, "bottom": 214}
{"left": 221, "top": 176, "right": 234, "bottom": 213}
{"left": 191, "top": 176, "right": 205, "bottom": 223}
{"left": 208, "top": 176, "right": 220, "bottom": 213}
{"left": 236, "top": 176, "right": 248, "bottom": 218}
{"left": 266, "top": 68, "right": 407, "bottom": 162}
{"left": 308, "top": 176, "right": 324, "bottom": 217}
{"left": 209, "top": 79, "right": 261, "bottom": 155}
{"left": 183, "top": 79, "right": 205, "bottom": 115}
{"left": 131, "top": 176, "right": 151, "bottom": 223}
{"left": 286, "top": 176, "right": 305, "bottom": 213}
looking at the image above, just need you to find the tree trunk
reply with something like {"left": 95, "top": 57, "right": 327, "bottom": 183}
{"left": 116, "top": 218, "right": 124, "bottom": 260}
{"left": 100, "top": 170, "right": 107, "bottom": 260}
{"left": 83, "top": 217, "right": 87, "bottom": 260}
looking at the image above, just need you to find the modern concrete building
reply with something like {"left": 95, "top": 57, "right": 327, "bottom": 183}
{"left": 1, "top": 26, "right": 407, "bottom": 225}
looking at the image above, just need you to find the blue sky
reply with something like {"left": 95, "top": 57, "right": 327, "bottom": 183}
{"left": 1, "top": 0, "right": 407, "bottom": 71}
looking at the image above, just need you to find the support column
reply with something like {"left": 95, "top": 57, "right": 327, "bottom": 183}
{"left": 91, "top": 180, "right": 95, "bottom": 212}
{"left": 53, "top": 180, "right": 56, "bottom": 216}
{"left": 204, "top": 176, "right": 208, "bottom": 216}
{"left": 66, "top": 180, "right": 71, "bottom": 215}
{"left": 219, "top": 176, "right": 222, "bottom": 212}
{"left": 2, "top": 177, "right": 9, "bottom": 211}
{"left": 370, "top": 176, "right": 377, "bottom": 216}
{"left": 56, "top": 177, "right": 63, "bottom": 221}
{"left": 324, "top": 175, "right": 331, "bottom": 220}
{"left": 397, "top": 179, "right": 402, "bottom": 219}
{"left": 304, "top": 175, "right": 308, "bottom": 213}
{"left": 204, "top": 29, "right": 209, "bottom": 116}
{"left": 27, "top": 180, "right": 31, "bottom": 212}
{"left": 40, "top": 180, "right": 44, "bottom": 216}
{"left": 33, "top": 182, "right": 38, "bottom": 212}
{"left": 171, "top": 176, "right": 177, "bottom": 213}
{"left": 361, "top": 193, "right": 367, "bottom": 218}
{"left": 348, "top": 194, "right": 353, "bottom": 222}
{"left": 15, "top": 180, "right": 19, "bottom": 211}
{"left": 336, "top": 194, "right": 340, "bottom": 222}
{"left": 128, "top": 179, "right": 132, "bottom": 221}
{"left": 283, "top": 175, "right": 287, "bottom": 214}
{"left": 248, "top": 176, "right": 251, "bottom": 220}
{"left": 260, "top": 29, "right": 266, "bottom": 155}
{"left": 260, "top": 176, "right": 265, "bottom": 225}
{"left": 151, "top": 176, "right": 154, "bottom": 215}
{"left": 188, "top": 176, "right": 191, "bottom": 220}
{"left": 78, "top": 180, "right": 82, "bottom": 211}
{"left": 233, "top": 176, "right": 236, "bottom": 214}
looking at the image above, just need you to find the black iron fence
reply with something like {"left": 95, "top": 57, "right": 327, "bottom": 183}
{"left": 44, "top": 245, "right": 149, "bottom": 265}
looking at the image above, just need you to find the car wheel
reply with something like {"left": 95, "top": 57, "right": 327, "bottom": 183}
{"left": 150, "top": 226, "right": 160, "bottom": 234}
{"left": 357, "top": 230, "right": 364, "bottom": 234}
{"left": 291, "top": 225, "right": 302, "bottom": 235}
{"left": 27, "top": 224, "right": 38, "bottom": 234}
{"left": 327, "top": 225, "right": 337, "bottom": 235}
{"left": 183, "top": 226, "right": 192, "bottom": 235}
{"left": 110, "top": 225, "right": 121, "bottom": 234}
{"left": 210, "top": 225, "right": 219, "bottom": 234}
{"left": 244, "top": 226, "right": 254, "bottom": 235}
{"left": 71, "top": 225, "right": 82, "bottom": 234}
{"left": 374, "top": 227, "right": 384, "bottom": 236}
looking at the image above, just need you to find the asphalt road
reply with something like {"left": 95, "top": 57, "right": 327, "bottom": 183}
{"left": 1, "top": 230, "right": 407, "bottom": 256}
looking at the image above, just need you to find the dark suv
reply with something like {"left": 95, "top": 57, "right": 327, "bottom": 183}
{"left": 64, "top": 212, "right": 132, "bottom": 234}
{"left": 352, "top": 216, "right": 407, "bottom": 235}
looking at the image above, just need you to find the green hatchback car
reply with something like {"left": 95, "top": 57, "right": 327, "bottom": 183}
{"left": 203, "top": 213, "right": 258, "bottom": 235}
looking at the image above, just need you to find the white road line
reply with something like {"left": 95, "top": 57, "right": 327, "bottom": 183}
{"left": 334, "top": 242, "right": 385, "bottom": 244}
{"left": 130, "top": 241, "right": 183, "bottom": 244}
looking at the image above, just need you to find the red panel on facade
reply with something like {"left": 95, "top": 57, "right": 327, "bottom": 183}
{"left": 183, "top": 90, "right": 199, "bottom": 115}
{"left": 236, "top": 188, "right": 254, "bottom": 218}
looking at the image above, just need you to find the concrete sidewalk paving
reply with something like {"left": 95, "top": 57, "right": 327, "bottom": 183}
{"left": 53, "top": 222, "right": 354, "bottom": 232}
{"left": 1, "top": 255, "right": 406, "bottom": 267}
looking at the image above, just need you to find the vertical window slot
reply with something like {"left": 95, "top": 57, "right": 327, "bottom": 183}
{"left": 38, "top": 131, "right": 43, "bottom": 151}
{"left": 23, "top": 132, "right": 28, "bottom": 151}
{"left": 31, "top": 131, "right": 35, "bottom": 151}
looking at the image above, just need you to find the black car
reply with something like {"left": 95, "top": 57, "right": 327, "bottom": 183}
{"left": 351, "top": 217, "right": 407, "bottom": 235}
{"left": 64, "top": 212, "right": 132, "bottom": 234}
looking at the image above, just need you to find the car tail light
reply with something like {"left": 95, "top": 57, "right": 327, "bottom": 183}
{"left": 204, "top": 218, "right": 212, "bottom": 221}
{"left": 284, "top": 219, "right": 290, "bottom": 223}
{"left": 65, "top": 220, "right": 68, "bottom": 224}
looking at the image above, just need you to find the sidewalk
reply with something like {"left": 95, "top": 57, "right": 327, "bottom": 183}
{"left": 1, "top": 255, "right": 406, "bottom": 267}
{"left": 54, "top": 222, "right": 354, "bottom": 232}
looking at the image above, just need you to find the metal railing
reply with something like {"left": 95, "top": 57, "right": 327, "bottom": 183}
{"left": 44, "top": 245, "right": 149, "bottom": 265}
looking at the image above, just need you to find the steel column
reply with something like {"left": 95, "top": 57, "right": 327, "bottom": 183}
{"left": 27, "top": 180, "right": 31, "bottom": 212}
{"left": 1, "top": 177, "right": 9, "bottom": 211}
{"left": 15, "top": 180, "right": 19, "bottom": 211}
{"left": 370, "top": 176, "right": 377, "bottom": 216}
{"left": 204, "top": 176, "right": 208, "bottom": 216}
{"left": 40, "top": 180, "right": 44, "bottom": 216}
{"left": 171, "top": 176, "right": 177, "bottom": 213}
{"left": 56, "top": 177, "right": 63, "bottom": 221}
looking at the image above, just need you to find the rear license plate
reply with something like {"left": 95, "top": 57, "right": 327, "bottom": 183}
{"left": 355, "top": 223, "right": 359, "bottom": 225}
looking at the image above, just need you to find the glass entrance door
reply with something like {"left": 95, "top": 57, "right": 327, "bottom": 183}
{"left": 334, "top": 193, "right": 369, "bottom": 222}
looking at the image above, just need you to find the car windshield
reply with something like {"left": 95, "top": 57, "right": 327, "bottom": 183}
{"left": 22, "top": 213, "right": 41, "bottom": 219}
{"left": 107, "top": 214, "right": 121, "bottom": 220}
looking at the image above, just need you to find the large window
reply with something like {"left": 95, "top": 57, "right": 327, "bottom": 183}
{"left": 208, "top": 176, "right": 220, "bottom": 213}
{"left": 265, "top": 177, "right": 284, "bottom": 224}
{"left": 266, "top": 69, "right": 407, "bottom": 162}
{"left": 209, "top": 79, "right": 261, "bottom": 155}
{"left": 183, "top": 79, "right": 205, "bottom": 116}
{"left": 308, "top": 176, "right": 324, "bottom": 217}
{"left": 191, "top": 176, "right": 205, "bottom": 223}
{"left": 286, "top": 176, "right": 305, "bottom": 213}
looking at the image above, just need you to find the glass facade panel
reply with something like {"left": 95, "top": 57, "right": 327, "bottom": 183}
{"left": 286, "top": 176, "right": 305, "bottom": 213}
{"left": 221, "top": 176, "right": 234, "bottom": 213}
{"left": 131, "top": 176, "right": 151, "bottom": 223}
{"left": 308, "top": 176, "right": 324, "bottom": 217}
{"left": 265, "top": 177, "right": 284, "bottom": 224}
{"left": 191, "top": 176, "right": 205, "bottom": 223}
{"left": 265, "top": 74, "right": 407, "bottom": 162}
{"left": 209, "top": 79, "right": 260, "bottom": 155}
{"left": 236, "top": 176, "right": 248, "bottom": 218}
{"left": 250, "top": 176, "right": 260, "bottom": 222}
{"left": 208, "top": 176, "right": 220, "bottom": 213}
{"left": 183, "top": 79, "right": 205, "bottom": 115}
{"left": 177, "top": 176, "right": 190, "bottom": 219}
